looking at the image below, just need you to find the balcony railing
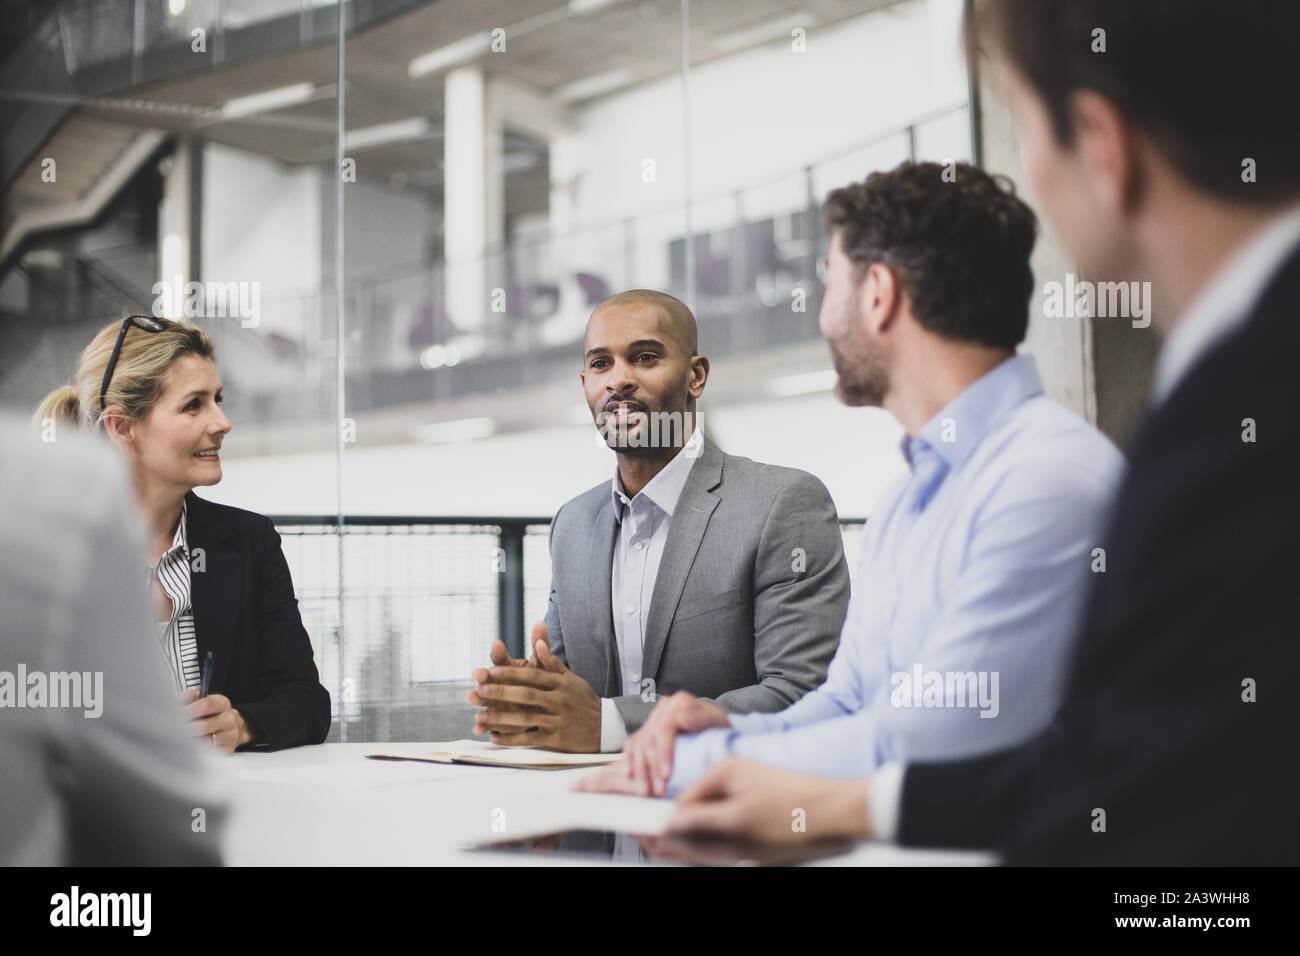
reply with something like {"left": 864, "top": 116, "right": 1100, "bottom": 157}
{"left": 270, "top": 513, "right": 866, "bottom": 742}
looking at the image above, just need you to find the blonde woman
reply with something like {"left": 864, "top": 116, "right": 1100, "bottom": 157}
{"left": 37, "top": 315, "right": 331, "bottom": 751}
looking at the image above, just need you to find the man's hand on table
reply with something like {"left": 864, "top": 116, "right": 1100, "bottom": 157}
{"left": 664, "top": 758, "right": 872, "bottom": 844}
{"left": 468, "top": 629, "right": 534, "bottom": 701}
{"left": 575, "top": 690, "right": 731, "bottom": 796}
{"left": 470, "top": 621, "right": 602, "bottom": 753}
{"left": 467, "top": 622, "right": 544, "bottom": 729}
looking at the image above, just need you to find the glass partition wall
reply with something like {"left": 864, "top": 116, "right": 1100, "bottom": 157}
{"left": 0, "top": 0, "right": 970, "bottom": 741}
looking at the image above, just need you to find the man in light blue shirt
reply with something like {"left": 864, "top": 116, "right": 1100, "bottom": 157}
{"left": 579, "top": 160, "right": 1123, "bottom": 798}
{"left": 657, "top": 351, "right": 1120, "bottom": 793}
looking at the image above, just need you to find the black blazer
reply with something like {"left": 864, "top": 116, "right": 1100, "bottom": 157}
{"left": 897, "top": 240, "right": 1300, "bottom": 865}
{"left": 186, "top": 492, "right": 332, "bottom": 749}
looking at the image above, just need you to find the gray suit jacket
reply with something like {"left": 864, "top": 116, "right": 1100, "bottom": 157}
{"left": 544, "top": 435, "right": 849, "bottom": 733}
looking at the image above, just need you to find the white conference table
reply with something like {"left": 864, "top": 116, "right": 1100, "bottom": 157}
{"left": 218, "top": 742, "right": 993, "bottom": 866}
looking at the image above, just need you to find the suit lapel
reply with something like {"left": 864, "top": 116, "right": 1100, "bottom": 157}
{"left": 1067, "top": 240, "right": 1300, "bottom": 702}
{"left": 185, "top": 492, "right": 242, "bottom": 694}
{"left": 581, "top": 495, "right": 621, "bottom": 695}
{"left": 640, "top": 438, "right": 724, "bottom": 682}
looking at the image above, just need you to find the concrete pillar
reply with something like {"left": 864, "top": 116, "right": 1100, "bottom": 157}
{"left": 444, "top": 66, "right": 488, "bottom": 333}
{"left": 157, "top": 136, "right": 196, "bottom": 318}
{"left": 970, "top": 51, "right": 1159, "bottom": 447}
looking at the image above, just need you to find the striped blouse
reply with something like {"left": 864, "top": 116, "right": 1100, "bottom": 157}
{"left": 152, "top": 498, "right": 200, "bottom": 691}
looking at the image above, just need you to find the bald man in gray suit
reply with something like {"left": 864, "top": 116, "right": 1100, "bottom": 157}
{"left": 470, "top": 290, "right": 849, "bottom": 753}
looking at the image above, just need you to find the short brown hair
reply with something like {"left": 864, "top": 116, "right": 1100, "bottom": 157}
{"left": 967, "top": 0, "right": 1300, "bottom": 203}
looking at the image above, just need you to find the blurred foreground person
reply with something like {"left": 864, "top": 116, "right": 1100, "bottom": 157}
{"left": 0, "top": 415, "right": 226, "bottom": 864}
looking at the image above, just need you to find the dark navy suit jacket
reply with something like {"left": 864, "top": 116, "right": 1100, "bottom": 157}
{"left": 186, "top": 492, "right": 331, "bottom": 749}
{"left": 899, "top": 242, "right": 1300, "bottom": 865}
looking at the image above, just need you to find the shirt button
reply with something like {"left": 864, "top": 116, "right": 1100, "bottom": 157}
{"left": 631, "top": 674, "right": 640, "bottom": 683}
{"left": 634, "top": 541, "right": 645, "bottom": 551}
{"left": 625, "top": 605, "right": 636, "bottom": 614}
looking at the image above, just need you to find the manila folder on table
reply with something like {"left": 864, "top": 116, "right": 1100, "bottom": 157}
{"left": 366, "top": 739, "right": 622, "bottom": 770}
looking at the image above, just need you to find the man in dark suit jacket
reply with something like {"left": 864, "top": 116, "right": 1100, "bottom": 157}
{"left": 470, "top": 290, "right": 849, "bottom": 753}
{"left": 663, "top": 0, "right": 1300, "bottom": 864}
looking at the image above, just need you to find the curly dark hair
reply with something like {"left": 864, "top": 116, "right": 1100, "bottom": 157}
{"left": 821, "top": 161, "right": 1038, "bottom": 350}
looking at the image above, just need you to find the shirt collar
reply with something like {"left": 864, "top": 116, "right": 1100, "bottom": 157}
{"left": 164, "top": 497, "right": 189, "bottom": 559}
{"left": 611, "top": 428, "right": 703, "bottom": 523}
{"left": 1152, "top": 202, "right": 1300, "bottom": 406}
{"left": 901, "top": 353, "right": 1045, "bottom": 472}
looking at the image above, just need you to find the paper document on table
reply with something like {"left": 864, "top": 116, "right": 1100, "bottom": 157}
{"left": 366, "top": 739, "right": 622, "bottom": 770}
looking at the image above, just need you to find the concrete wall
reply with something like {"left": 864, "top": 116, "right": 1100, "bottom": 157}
{"left": 969, "top": 15, "right": 1159, "bottom": 447}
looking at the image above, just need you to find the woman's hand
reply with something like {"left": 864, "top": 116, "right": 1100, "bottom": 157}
{"left": 182, "top": 690, "right": 253, "bottom": 752}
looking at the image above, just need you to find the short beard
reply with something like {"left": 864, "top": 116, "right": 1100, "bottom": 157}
{"left": 829, "top": 333, "right": 888, "bottom": 407}
{"left": 595, "top": 407, "right": 691, "bottom": 458}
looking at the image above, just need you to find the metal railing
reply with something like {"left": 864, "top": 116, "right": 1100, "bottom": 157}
{"left": 270, "top": 513, "right": 866, "bottom": 742}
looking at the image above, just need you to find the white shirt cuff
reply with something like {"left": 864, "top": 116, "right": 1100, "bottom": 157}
{"left": 868, "top": 762, "right": 905, "bottom": 841}
{"left": 599, "top": 698, "right": 628, "bottom": 753}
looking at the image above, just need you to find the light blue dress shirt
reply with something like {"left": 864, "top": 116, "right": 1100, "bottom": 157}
{"left": 666, "top": 354, "right": 1124, "bottom": 793}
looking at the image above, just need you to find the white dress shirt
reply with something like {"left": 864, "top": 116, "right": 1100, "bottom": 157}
{"left": 875, "top": 203, "right": 1300, "bottom": 842}
{"left": 600, "top": 428, "right": 702, "bottom": 752}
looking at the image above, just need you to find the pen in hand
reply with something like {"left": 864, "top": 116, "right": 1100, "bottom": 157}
{"left": 200, "top": 649, "right": 213, "bottom": 698}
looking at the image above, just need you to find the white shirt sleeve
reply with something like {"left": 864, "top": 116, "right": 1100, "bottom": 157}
{"left": 599, "top": 698, "right": 629, "bottom": 753}
{"left": 867, "top": 762, "right": 905, "bottom": 841}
